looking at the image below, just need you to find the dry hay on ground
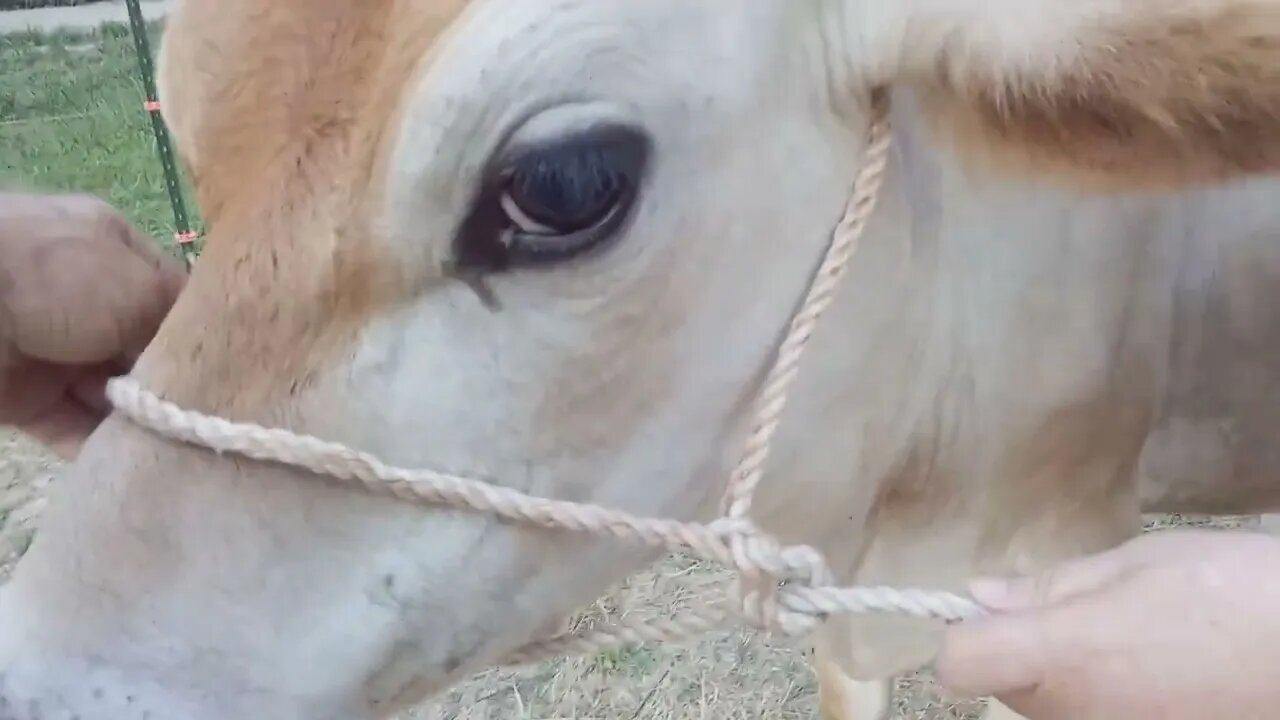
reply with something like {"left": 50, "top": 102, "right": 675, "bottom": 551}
{"left": 0, "top": 430, "right": 52, "bottom": 584}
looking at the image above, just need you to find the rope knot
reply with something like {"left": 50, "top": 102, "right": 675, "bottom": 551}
{"left": 708, "top": 518, "right": 835, "bottom": 634}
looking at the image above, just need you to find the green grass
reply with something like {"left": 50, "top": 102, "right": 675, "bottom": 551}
{"left": 0, "top": 22, "right": 200, "bottom": 255}
{"left": 0, "top": 1, "right": 106, "bottom": 9}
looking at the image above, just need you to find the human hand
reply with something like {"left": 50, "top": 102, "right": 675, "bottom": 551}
{"left": 0, "top": 192, "right": 186, "bottom": 458}
{"left": 937, "top": 529, "right": 1280, "bottom": 720}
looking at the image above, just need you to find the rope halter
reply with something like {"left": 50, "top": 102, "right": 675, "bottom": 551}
{"left": 104, "top": 89, "right": 986, "bottom": 667}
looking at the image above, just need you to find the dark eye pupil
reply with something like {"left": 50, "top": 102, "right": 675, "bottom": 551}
{"left": 452, "top": 123, "right": 650, "bottom": 273}
{"left": 507, "top": 139, "right": 629, "bottom": 232}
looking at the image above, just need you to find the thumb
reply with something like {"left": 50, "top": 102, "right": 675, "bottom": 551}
{"left": 936, "top": 543, "right": 1146, "bottom": 699}
{"left": 936, "top": 607, "right": 1051, "bottom": 699}
{"left": 968, "top": 540, "right": 1149, "bottom": 612}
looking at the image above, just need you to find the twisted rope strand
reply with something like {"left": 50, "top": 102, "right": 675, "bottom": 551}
{"left": 104, "top": 90, "right": 986, "bottom": 670}
{"left": 717, "top": 89, "right": 894, "bottom": 629}
{"left": 106, "top": 374, "right": 981, "bottom": 664}
{"left": 721, "top": 90, "right": 894, "bottom": 524}
{"left": 104, "top": 380, "right": 758, "bottom": 566}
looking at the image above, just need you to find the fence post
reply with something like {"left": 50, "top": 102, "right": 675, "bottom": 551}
{"left": 124, "top": 0, "right": 198, "bottom": 267}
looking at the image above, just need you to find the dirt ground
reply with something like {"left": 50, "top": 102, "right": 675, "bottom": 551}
{"left": 0, "top": 428, "right": 1258, "bottom": 719}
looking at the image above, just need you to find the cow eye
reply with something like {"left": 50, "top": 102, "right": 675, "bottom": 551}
{"left": 454, "top": 124, "right": 649, "bottom": 272}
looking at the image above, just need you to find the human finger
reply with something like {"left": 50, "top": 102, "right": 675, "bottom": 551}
{"left": 936, "top": 605, "right": 1053, "bottom": 699}
{"left": 9, "top": 238, "right": 177, "bottom": 364}
{"left": 937, "top": 539, "right": 1155, "bottom": 699}
{"left": 19, "top": 396, "right": 102, "bottom": 460}
{"left": 965, "top": 539, "right": 1150, "bottom": 614}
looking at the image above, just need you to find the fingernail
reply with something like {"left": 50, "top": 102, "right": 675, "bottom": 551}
{"left": 968, "top": 577, "right": 1018, "bottom": 610}
{"left": 971, "top": 575, "right": 1049, "bottom": 612}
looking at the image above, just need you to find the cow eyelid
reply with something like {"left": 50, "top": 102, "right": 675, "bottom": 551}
{"left": 451, "top": 120, "right": 651, "bottom": 273}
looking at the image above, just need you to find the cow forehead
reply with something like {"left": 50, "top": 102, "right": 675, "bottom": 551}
{"left": 161, "top": 0, "right": 468, "bottom": 221}
{"left": 148, "top": 0, "right": 471, "bottom": 413}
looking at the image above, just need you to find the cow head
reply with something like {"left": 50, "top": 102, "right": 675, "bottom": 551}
{"left": 5, "top": 0, "right": 1280, "bottom": 717}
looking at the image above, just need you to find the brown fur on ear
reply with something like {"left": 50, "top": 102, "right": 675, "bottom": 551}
{"left": 919, "top": 4, "right": 1280, "bottom": 192}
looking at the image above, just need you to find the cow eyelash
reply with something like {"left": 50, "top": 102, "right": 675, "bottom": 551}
{"left": 452, "top": 123, "right": 650, "bottom": 274}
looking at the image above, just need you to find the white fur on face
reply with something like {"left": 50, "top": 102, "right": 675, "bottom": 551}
{"left": 0, "top": 0, "right": 878, "bottom": 716}
{"left": 328, "top": 0, "right": 876, "bottom": 699}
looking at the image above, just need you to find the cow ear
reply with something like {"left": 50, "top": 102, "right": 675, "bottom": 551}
{"left": 897, "top": 2, "right": 1280, "bottom": 191}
